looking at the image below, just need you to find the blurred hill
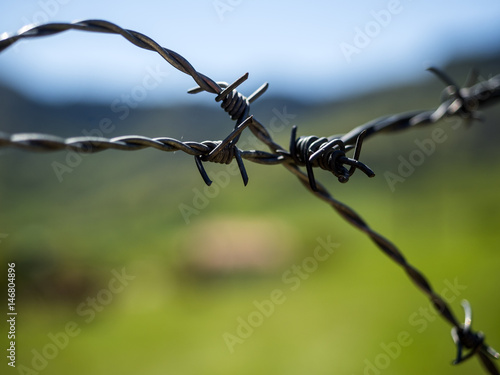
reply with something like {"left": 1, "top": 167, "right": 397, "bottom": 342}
{"left": 0, "top": 51, "right": 498, "bottom": 299}
{"left": 1, "top": 52, "right": 499, "bottom": 196}
{"left": 1, "top": 52, "right": 499, "bottom": 256}
{"left": 1, "top": 50, "right": 499, "bottom": 146}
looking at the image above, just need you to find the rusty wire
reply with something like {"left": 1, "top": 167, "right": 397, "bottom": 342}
{"left": 1, "top": 20, "right": 499, "bottom": 374}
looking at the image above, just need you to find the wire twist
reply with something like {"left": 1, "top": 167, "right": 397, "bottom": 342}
{"left": 188, "top": 74, "right": 268, "bottom": 185}
{"left": 0, "top": 20, "right": 271, "bottom": 185}
{"left": 451, "top": 300, "right": 500, "bottom": 372}
{"left": 289, "top": 126, "right": 375, "bottom": 191}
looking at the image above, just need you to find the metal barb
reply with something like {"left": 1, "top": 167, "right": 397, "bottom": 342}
{"left": 189, "top": 72, "right": 267, "bottom": 122}
{"left": 427, "top": 66, "right": 460, "bottom": 87}
{"left": 428, "top": 66, "right": 484, "bottom": 123}
{"left": 451, "top": 300, "right": 499, "bottom": 371}
{"left": 207, "top": 116, "right": 253, "bottom": 160}
{"left": 215, "top": 73, "right": 249, "bottom": 102}
{"left": 289, "top": 126, "right": 374, "bottom": 191}
{"left": 247, "top": 82, "right": 269, "bottom": 103}
{"left": 194, "top": 155, "right": 212, "bottom": 186}
{"left": 194, "top": 116, "right": 253, "bottom": 186}
{"left": 465, "top": 68, "right": 480, "bottom": 87}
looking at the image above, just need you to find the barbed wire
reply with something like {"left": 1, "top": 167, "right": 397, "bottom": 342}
{"left": 1, "top": 20, "right": 499, "bottom": 374}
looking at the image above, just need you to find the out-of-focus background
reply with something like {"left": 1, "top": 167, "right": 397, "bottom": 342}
{"left": 0, "top": 1, "right": 499, "bottom": 374}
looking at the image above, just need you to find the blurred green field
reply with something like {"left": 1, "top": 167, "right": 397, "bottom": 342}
{"left": 1, "top": 58, "right": 500, "bottom": 374}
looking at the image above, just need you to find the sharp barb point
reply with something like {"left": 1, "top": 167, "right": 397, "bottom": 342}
{"left": 194, "top": 156, "right": 212, "bottom": 186}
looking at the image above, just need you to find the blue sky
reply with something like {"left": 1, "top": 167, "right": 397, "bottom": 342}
{"left": 0, "top": 0, "right": 499, "bottom": 105}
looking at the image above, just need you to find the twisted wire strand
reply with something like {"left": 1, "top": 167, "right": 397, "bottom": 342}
{"left": 0, "top": 20, "right": 270, "bottom": 138}
{"left": 0, "top": 20, "right": 272, "bottom": 184}
{"left": 280, "top": 160, "right": 500, "bottom": 373}
{"left": 277, "top": 71, "right": 500, "bottom": 373}
{"left": 338, "top": 72, "right": 500, "bottom": 147}
{"left": 0, "top": 20, "right": 220, "bottom": 95}
{"left": 1, "top": 20, "right": 499, "bottom": 374}
{"left": 0, "top": 132, "right": 285, "bottom": 164}
{"left": 280, "top": 71, "right": 500, "bottom": 192}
